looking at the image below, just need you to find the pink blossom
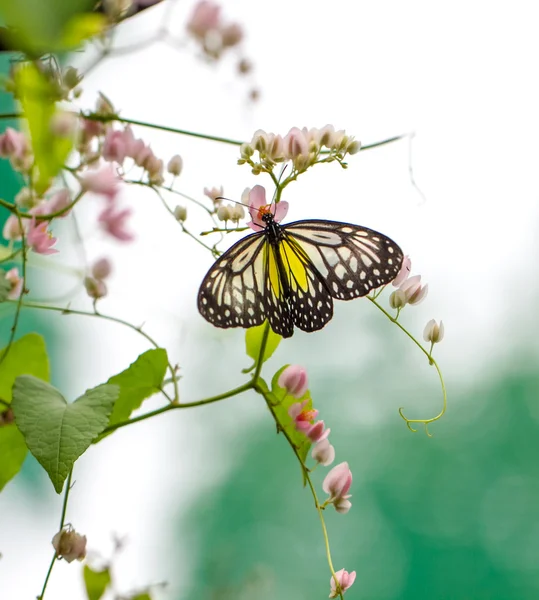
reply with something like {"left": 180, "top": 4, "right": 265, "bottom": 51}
{"left": 392, "top": 255, "right": 411, "bottom": 287}
{"left": 399, "top": 274, "right": 428, "bottom": 305}
{"left": 132, "top": 144, "right": 155, "bottom": 169}
{"left": 329, "top": 569, "right": 356, "bottom": 598}
{"left": 0, "top": 128, "right": 28, "bottom": 159}
{"left": 312, "top": 439, "right": 335, "bottom": 466}
{"left": 81, "top": 166, "right": 120, "bottom": 201}
{"left": 278, "top": 364, "right": 308, "bottom": 398}
{"left": 98, "top": 205, "right": 134, "bottom": 242}
{"left": 305, "top": 420, "right": 330, "bottom": 443}
{"left": 204, "top": 185, "right": 224, "bottom": 204}
{"left": 51, "top": 528, "right": 87, "bottom": 563}
{"left": 187, "top": 0, "right": 221, "bottom": 39}
{"left": 5, "top": 267, "right": 23, "bottom": 300}
{"left": 323, "top": 461, "right": 352, "bottom": 500}
{"left": 247, "top": 185, "right": 289, "bottom": 232}
{"left": 31, "top": 189, "right": 72, "bottom": 218}
{"left": 288, "top": 399, "right": 318, "bottom": 433}
{"left": 2, "top": 215, "right": 23, "bottom": 241}
{"left": 423, "top": 319, "right": 444, "bottom": 344}
{"left": 91, "top": 257, "right": 112, "bottom": 280}
{"left": 283, "top": 127, "right": 309, "bottom": 159}
{"left": 26, "top": 219, "right": 58, "bottom": 255}
{"left": 102, "top": 129, "right": 128, "bottom": 164}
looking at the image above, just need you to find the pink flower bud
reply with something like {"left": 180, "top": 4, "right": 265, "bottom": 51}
{"left": 50, "top": 112, "right": 77, "bottom": 138}
{"left": 323, "top": 461, "right": 352, "bottom": 500}
{"left": 283, "top": 127, "right": 309, "bottom": 159}
{"left": 27, "top": 219, "right": 58, "bottom": 255}
{"left": 334, "top": 496, "right": 352, "bottom": 514}
{"left": 187, "top": 0, "right": 221, "bottom": 39}
{"left": 0, "top": 128, "right": 28, "bottom": 159}
{"left": 312, "top": 439, "right": 335, "bottom": 466}
{"left": 400, "top": 275, "right": 428, "bottom": 305}
{"left": 423, "top": 319, "right": 444, "bottom": 344}
{"left": 91, "top": 257, "right": 112, "bottom": 280}
{"left": 277, "top": 364, "right": 308, "bottom": 398}
{"left": 103, "top": 129, "right": 128, "bottom": 164}
{"left": 329, "top": 568, "right": 356, "bottom": 598}
{"left": 51, "top": 527, "right": 87, "bottom": 563}
{"left": 2, "top": 215, "right": 24, "bottom": 241}
{"left": 84, "top": 276, "right": 107, "bottom": 299}
{"left": 392, "top": 255, "right": 411, "bottom": 287}
{"left": 5, "top": 267, "right": 23, "bottom": 300}
{"left": 167, "top": 154, "right": 183, "bottom": 176}
{"left": 204, "top": 185, "right": 224, "bottom": 204}
{"left": 306, "top": 420, "right": 330, "bottom": 443}
{"left": 81, "top": 166, "right": 120, "bottom": 201}
{"left": 98, "top": 205, "right": 134, "bottom": 242}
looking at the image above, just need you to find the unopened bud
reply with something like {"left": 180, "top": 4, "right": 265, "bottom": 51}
{"left": 237, "top": 58, "right": 252, "bottom": 74}
{"left": 167, "top": 154, "right": 183, "bottom": 177}
{"left": 84, "top": 276, "right": 107, "bottom": 299}
{"left": 51, "top": 527, "right": 87, "bottom": 563}
{"left": 278, "top": 365, "right": 308, "bottom": 398}
{"left": 423, "top": 319, "right": 444, "bottom": 344}
{"left": 15, "top": 187, "right": 36, "bottom": 209}
{"left": 217, "top": 205, "right": 231, "bottom": 221}
{"left": 174, "top": 205, "right": 187, "bottom": 222}
{"left": 96, "top": 92, "right": 115, "bottom": 115}
{"left": 91, "top": 258, "right": 112, "bottom": 280}
{"left": 229, "top": 204, "right": 245, "bottom": 222}
{"left": 346, "top": 140, "right": 361, "bottom": 155}
{"left": 389, "top": 289, "right": 406, "bottom": 309}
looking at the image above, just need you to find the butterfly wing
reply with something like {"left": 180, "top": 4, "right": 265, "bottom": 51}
{"left": 262, "top": 242, "right": 294, "bottom": 337}
{"left": 198, "top": 231, "right": 268, "bottom": 329}
{"left": 282, "top": 220, "right": 403, "bottom": 300}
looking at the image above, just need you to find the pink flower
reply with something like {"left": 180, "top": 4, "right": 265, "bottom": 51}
{"left": 187, "top": 0, "right": 221, "bottom": 39}
{"left": 323, "top": 461, "right": 352, "bottom": 500}
{"left": 400, "top": 274, "right": 428, "bottom": 305}
{"left": 247, "top": 185, "right": 289, "bottom": 232}
{"left": 392, "top": 255, "right": 411, "bottom": 287}
{"left": 2, "top": 215, "right": 23, "bottom": 241}
{"left": 305, "top": 420, "right": 330, "bottom": 443}
{"left": 98, "top": 205, "right": 134, "bottom": 242}
{"left": 312, "top": 439, "right": 335, "bottom": 466}
{"left": 204, "top": 185, "right": 224, "bottom": 204}
{"left": 283, "top": 127, "right": 309, "bottom": 159}
{"left": 91, "top": 257, "right": 112, "bottom": 280}
{"left": 81, "top": 166, "right": 120, "bottom": 201}
{"left": 26, "top": 219, "right": 58, "bottom": 255}
{"left": 5, "top": 267, "right": 23, "bottom": 300}
{"left": 278, "top": 364, "right": 308, "bottom": 398}
{"left": 329, "top": 569, "right": 356, "bottom": 598}
{"left": 31, "top": 189, "right": 72, "bottom": 218}
{"left": 288, "top": 399, "right": 318, "bottom": 432}
{"left": 0, "top": 128, "right": 28, "bottom": 159}
{"left": 102, "top": 129, "right": 128, "bottom": 164}
{"left": 51, "top": 527, "right": 87, "bottom": 563}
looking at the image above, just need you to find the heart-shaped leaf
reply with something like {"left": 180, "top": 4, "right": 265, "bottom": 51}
{"left": 12, "top": 376, "right": 118, "bottom": 493}
{"left": 245, "top": 322, "right": 281, "bottom": 367}
{"left": 83, "top": 565, "right": 111, "bottom": 600}
{"left": 0, "top": 424, "right": 27, "bottom": 491}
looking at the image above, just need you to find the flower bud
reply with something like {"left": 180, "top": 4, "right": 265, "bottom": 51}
{"left": 204, "top": 186, "right": 224, "bottom": 204}
{"left": 423, "top": 319, "right": 444, "bottom": 344}
{"left": 51, "top": 527, "right": 87, "bottom": 563}
{"left": 91, "top": 258, "right": 112, "bottom": 280}
{"left": 323, "top": 461, "right": 352, "bottom": 500}
{"left": 15, "top": 187, "right": 37, "bottom": 209}
{"left": 400, "top": 275, "right": 428, "bottom": 305}
{"left": 217, "top": 205, "right": 231, "bottom": 221}
{"left": 240, "top": 143, "right": 254, "bottom": 159}
{"left": 5, "top": 267, "right": 23, "bottom": 300}
{"left": 312, "top": 439, "right": 335, "bottom": 466}
{"left": 174, "top": 205, "right": 188, "bottom": 222}
{"left": 84, "top": 276, "right": 107, "bottom": 299}
{"left": 306, "top": 420, "right": 330, "bottom": 443}
{"left": 167, "top": 154, "right": 183, "bottom": 176}
{"left": 389, "top": 289, "right": 406, "bottom": 309}
{"left": 392, "top": 255, "right": 411, "bottom": 287}
{"left": 277, "top": 365, "right": 308, "bottom": 398}
{"left": 63, "top": 66, "right": 83, "bottom": 90}
{"left": 334, "top": 496, "right": 352, "bottom": 514}
{"left": 96, "top": 92, "right": 115, "bottom": 115}
{"left": 229, "top": 204, "right": 245, "bottom": 222}
{"left": 2, "top": 215, "right": 24, "bottom": 241}
{"left": 237, "top": 58, "right": 252, "bottom": 74}
{"left": 346, "top": 139, "right": 361, "bottom": 155}
{"left": 221, "top": 22, "right": 243, "bottom": 47}
{"left": 329, "top": 569, "right": 356, "bottom": 599}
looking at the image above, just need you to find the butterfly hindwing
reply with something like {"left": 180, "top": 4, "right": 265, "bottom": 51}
{"left": 197, "top": 232, "right": 267, "bottom": 329}
{"left": 282, "top": 220, "right": 403, "bottom": 300}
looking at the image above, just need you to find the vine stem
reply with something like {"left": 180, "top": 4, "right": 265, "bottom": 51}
{"left": 367, "top": 296, "right": 447, "bottom": 435}
{"left": 37, "top": 469, "right": 73, "bottom": 600}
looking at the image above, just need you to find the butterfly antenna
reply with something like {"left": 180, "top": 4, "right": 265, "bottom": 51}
{"left": 215, "top": 196, "right": 250, "bottom": 208}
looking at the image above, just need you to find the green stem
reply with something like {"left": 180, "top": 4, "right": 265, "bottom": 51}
{"left": 37, "top": 469, "right": 73, "bottom": 600}
{"left": 367, "top": 296, "right": 447, "bottom": 435}
{"left": 252, "top": 322, "right": 271, "bottom": 382}
{"left": 100, "top": 382, "right": 253, "bottom": 436}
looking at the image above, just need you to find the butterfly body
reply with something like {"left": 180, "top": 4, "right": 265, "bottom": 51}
{"left": 198, "top": 212, "right": 403, "bottom": 338}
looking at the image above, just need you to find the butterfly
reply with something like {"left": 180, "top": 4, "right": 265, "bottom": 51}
{"left": 198, "top": 192, "right": 403, "bottom": 338}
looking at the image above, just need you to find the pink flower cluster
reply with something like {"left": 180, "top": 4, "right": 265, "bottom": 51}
{"left": 186, "top": 1, "right": 244, "bottom": 59}
{"left": 239, "top": 125, "right": 361, "bottom": 174}
{"left": 389, "top": 255, "right": 428, "bottom": 308}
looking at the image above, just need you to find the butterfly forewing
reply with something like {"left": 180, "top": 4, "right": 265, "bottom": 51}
{"left": 283, "top": 220, "right": 403, "bottom": 300}
{"left": 198, "top": 232, "right": 267, "bottom": 329}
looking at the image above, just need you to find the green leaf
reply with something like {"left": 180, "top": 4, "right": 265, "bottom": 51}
{"left": 0, "top": 270, "right": 11, "bottom": 302}
{"left": 0, "top": 424, "right": 27, "bottom": 491}
{"left": 83, "top": 565, "right": 111, "bottom": 600}
{"left": 14, "top": 64, "right": 74, "bottom": 194}
{"left": 106, "top": 349, "right": 168, "bottom": 427}
{"left": 0, "top": 333, "right": 50, "bottom": 403}
{"left": 11, "top": 376, "right": 118, "bottom": 493}
{"left": 245, "top": 322, "right": 281, "bottom": 365}
{"left": 130, "top": 595, "right": 152, "bottom": 600}
{"left": 0, "top": 245, "right": 13, "bottom": 261}
{"left": 270, "top": 366, "right": 313, "bottom": 464}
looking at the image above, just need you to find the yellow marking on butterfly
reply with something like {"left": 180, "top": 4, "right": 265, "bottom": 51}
{"left": 265, "top": 245, "right": 282, "bottom": 299}
{"left": 280, "top": 240, "right": 309, "bottom": 291}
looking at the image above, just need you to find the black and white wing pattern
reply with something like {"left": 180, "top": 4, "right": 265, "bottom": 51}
{"left": 282, "top": 220, "right": 403, "bottom": 300}
{"left": 197, "top": 232, "right": 267, "bottom": 330}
